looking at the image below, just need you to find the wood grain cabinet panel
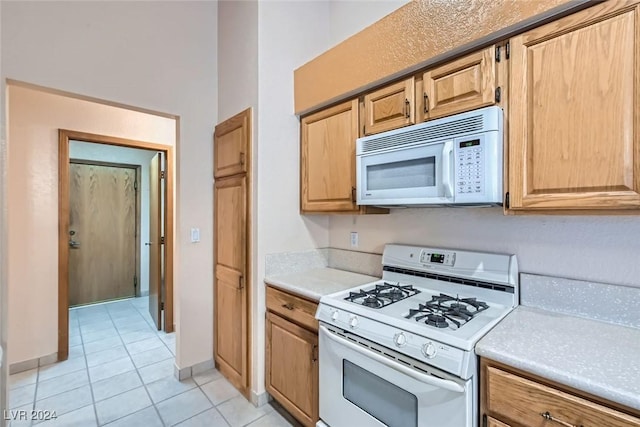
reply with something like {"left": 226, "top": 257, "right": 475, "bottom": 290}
{"left": 363, "top": 77, "right": 415, "bottom": 135}
{"left": 481, "top": 359, "right": 640, "bottom": 427}
{"left": 266, "top": 286, "right": 318, "bottom": 332}
{"left": 300, "top": 99, "right": 359, "bottom": 212}
{"left": 266, "top": 287, "right": 319, "bottom": 427}
{"left": 422, "top": 46, "right": 497, "bottom": 121}
{"left": 214, "top": 111, "right": 249, "bottom": 178}
{"left": 508, "top": 2, "right": 640, "bottom": 210}
{"left": 486, "top": 416, "right": 510, "bottom": 427}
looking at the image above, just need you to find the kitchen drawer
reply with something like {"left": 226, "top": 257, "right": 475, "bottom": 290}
{"left": 266, "top": 286, "right": 318, "bottom": 332}
{"left": 485, "top": 366, "right": 640, "bottom": 427}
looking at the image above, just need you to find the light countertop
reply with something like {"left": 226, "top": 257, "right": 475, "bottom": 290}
{"left": 264, "top": 267, "right": 379, "bottom": 302}
{"left": 476, "top": 306, "right": 640, "bottom": 411}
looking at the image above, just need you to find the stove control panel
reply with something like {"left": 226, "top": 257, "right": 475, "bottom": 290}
{"left": 317, "top": 304, "right": 472, "bottom": 378}
{"left": 420, "top": 250, "right": 455, "bottom": 267}
{"left": 422, "top": 342, "right": 437, "bottom": 358}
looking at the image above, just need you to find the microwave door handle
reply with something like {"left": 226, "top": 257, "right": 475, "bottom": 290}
{"left": 442, "top": 140, "right": 454, "bottom": 199}
{"left": 320, "top": 326, "right": 465, "bottom": 393}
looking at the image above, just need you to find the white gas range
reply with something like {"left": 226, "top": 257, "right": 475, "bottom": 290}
{"left": 316, "top": 244, "right": 518, "bottom": 427}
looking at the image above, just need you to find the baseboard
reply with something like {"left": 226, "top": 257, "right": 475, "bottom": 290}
{"left": 9, "top": 352, "right": 57, "bottom": 374}
{"left": 174, "top": 358, "right": 215, "bottom": 381}
{"left": 251, "top": 390, "right": 271, "bottom": 407}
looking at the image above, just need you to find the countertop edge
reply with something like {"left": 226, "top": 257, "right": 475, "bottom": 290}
{"left": 264, "top": 277, "right": 322, "bottom": 302}
{"left": 476, "top": 347, "right": 640, "bottom": 412}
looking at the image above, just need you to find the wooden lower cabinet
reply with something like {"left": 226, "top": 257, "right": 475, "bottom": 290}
{"left": 265, "top": 287, "right": 319, "bottom": 427}
{"left": 485, "top": 416, "right": 510, "bottom": 427}
{"left": 481, "top": 358, "right": 640, "bottom": 427}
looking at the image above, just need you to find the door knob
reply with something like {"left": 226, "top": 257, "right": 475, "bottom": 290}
{"left": 69, "top": 240, "right": 80, "bottom": 249}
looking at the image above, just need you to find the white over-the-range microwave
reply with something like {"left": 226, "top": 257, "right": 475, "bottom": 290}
{"left": 356, "top": 106, "right": 503, "bottom": 207}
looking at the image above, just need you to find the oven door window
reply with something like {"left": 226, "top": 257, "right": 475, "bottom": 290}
{"left": 343, "top": 359, "right": 417, "bottom": 427}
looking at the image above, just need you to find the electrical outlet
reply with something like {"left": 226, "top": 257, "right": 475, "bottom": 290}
{"left": 191, "top": 228, "right": 200, "bottom": 243}
{"left": 350, "top": 232, "right": 358, "bottom": 248}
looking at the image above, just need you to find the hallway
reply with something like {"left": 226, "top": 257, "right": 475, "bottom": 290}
{"left": 8, "top": 297, "right": 292, "bottom": 426}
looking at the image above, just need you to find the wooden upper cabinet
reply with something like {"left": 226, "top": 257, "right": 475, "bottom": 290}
{"left": 508, "top": 2, "right": 640, "bottom": 210}
{"left": 301, "top": 99, "right": 359, "bottom": 213}
{"left": 214, "top": 109, "right": 250, "bottom": 178}
{"left": 422, "top": 46, "right": 497, "bottom": 121}
{"left": 363, "top": 77, "right": 415, "bottom": 135}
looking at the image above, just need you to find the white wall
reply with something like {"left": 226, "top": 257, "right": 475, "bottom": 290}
{"left": 330, "top": 208, "right": 640, "bottom": 288}
{"left": 217, "top": 0, "right": 410, "bottom": 401}
{"left": 2, "top": 1, "right": 217, "bottom": 369}
{"left": 69, "top": 142, "right": 158, "bottom": 296}
{"left": 254, "top": 1, "right": 333, "bottom": 397}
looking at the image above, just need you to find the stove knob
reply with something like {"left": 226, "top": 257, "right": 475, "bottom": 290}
{"left": 349, "top": 315, "right": 359, "bottom": 329}
{"left": 331, "top": 310, "right": 339, "bottom": 322}
{"left": 422, "top": 342, "right": 437, "bottom": 359}
{"left": 393, "top": 332, "right": 407, "bottom": 348}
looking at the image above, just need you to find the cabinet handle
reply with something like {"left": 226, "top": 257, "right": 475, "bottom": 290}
{"left": 312, "top": 344, "right": 318, "bottom": 362}
{"left": 351, "top": 186, "right": 356, "bottom": 203}
{"left": 540, "top": 411, "right": 583, "bottom": 427}
{"left": 282, "top": 303, "right": 294, "bottom": 310}
{"left": 423, "top": 93, "right": 429, "bottom": 113}
{"left": 238, "top": 275, "right": 244, "bottom": 290}
{"left": 405, "top": 99, "right": 410, "bottom": 118}
{"left": 240, "top": 152, "right": 245, "bottom": 165}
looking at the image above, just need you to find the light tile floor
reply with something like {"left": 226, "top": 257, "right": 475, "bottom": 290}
{"left": 8, "top": 297, "right": 294, "bottom": 427}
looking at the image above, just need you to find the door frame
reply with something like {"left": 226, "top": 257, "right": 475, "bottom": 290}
{"left": 58, "top": 129, "right": 175, "bottom": 360}
{"left": 69, "top": 159, "right": 142, "bottom": 301}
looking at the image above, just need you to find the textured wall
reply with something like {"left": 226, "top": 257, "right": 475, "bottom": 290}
{"left": 329, "top": 208, "right": 640, "bottom": 289}
{"left": 7, "top": 85, "right": 176, "bottom": 365}
{"left": 295, "top": 0, "right": 581, "bottom": 113}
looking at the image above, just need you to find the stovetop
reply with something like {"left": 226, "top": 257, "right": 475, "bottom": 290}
{"left": 344, "top": 282, "right": 421, "bottom": 308}
{"left": 317, "top": 244, "right": 518, "bottom": 350}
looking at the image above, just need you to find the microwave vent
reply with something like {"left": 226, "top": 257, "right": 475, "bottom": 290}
{"left": 361, "top": 114, "right": 484, "bottom": 153}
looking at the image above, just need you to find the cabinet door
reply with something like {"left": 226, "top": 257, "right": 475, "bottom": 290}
{"left": 485, "top": 365, "right": 640, "bottom": 427}
{"left": 266, "top": 312, "right": 318, "bottom": 427}
{"left": 214, "top": 175, "right": 248, "bottom": 393}
{"left": 422, "top": 46, "right": 496, "bottom": 121}
{"left": 363, "top": 77, "right": 415, "bottom": 135}
{"left": 301, "top": 99, "right": 359, "bottom": 212}
{"left": 509, "top": 2, "right": 640, "bottom": 210}
{"left": 214, "top": 109, "right": 250, "bottom": 178}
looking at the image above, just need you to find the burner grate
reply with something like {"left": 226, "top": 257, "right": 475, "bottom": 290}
{"left": 405, "top": 293, "right": 489, "bottom": 329}
{"left": 344, "top": 282, "right": 420, "bottom": 308}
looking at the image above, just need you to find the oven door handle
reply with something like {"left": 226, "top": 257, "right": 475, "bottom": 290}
{"left": 320, "top": 326, "right": 466, "bottom": 393}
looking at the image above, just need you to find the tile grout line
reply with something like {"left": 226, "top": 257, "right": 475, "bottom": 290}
{"left": 106, "top": 298, "right": 168, "bottom": 427}
{"left": 79, "top": 304, "right": 106, "bottom": 427}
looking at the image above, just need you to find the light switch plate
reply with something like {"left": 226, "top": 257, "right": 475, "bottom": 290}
{"left": 191, "top": 228, "right": 200, "bottom": 243}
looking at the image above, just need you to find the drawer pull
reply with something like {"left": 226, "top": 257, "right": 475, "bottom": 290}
{"left": 541, "top": 411, "right": 583, "bottom": 427}
{"left": 282, "top": 303, "right": 294, "bottom": 310}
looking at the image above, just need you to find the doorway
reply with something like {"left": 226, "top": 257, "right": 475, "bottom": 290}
{"left": 68, "top": 160, "right": 139, "bottom": 306}
{"left": 58, "top": 129, "right": 174, "bottom": 361}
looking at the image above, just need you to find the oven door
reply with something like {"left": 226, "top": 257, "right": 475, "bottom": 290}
{"left": 318, "top": 325, "right": 473, "bottom": 427}
{"left": 356, "top": 140, "right": 454, "bottom": 205}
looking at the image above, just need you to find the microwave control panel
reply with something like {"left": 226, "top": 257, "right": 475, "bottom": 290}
{"left": 420, "top": 250, "right": 455, "bottom": 267}
{"left": 456, "top": 138, "right": 483, "bottom": 195}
